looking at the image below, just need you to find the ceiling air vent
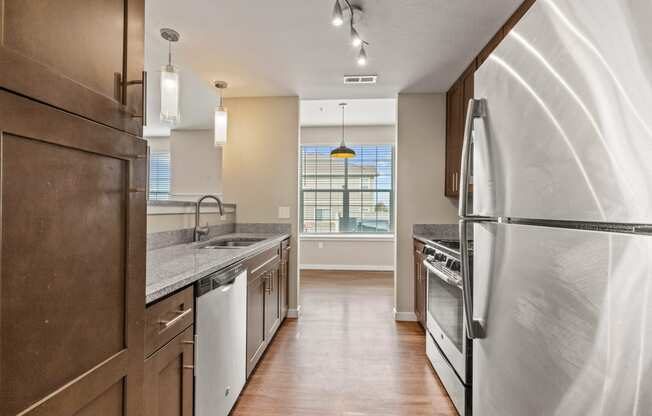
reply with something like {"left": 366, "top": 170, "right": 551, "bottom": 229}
{"left": 343, "top": 75, "right": 378, "bottom": 85}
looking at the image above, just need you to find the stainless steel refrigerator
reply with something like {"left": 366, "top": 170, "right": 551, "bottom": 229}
{"left": 458, "top": 0, "right": 652, "bottom": 414}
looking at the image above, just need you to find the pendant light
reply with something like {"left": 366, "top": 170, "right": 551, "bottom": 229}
{"left": 160, "top": 28, "right": 181, "bottom": 124}
{"left": 214, "top": 81, "right": 228, "bottom": 147}
{"left": 331, "top": 103, "right": 356, "bottom": 158}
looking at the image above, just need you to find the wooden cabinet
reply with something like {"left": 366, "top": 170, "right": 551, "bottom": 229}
{"left": 280, "top": 239, "right": 291, "bottom": 319}
{"left": 444, "top": 0, "right": 536, "bottom": 198}
{"left": 414, "top": 240, "right": 427, "bottom": 330}
{"left": 246, "top": 266, "right": 267, "bottom": 377}
{"left": 245, "top": 245, "right": 281, "bottom": 377}
{"left": 0, "top": 90, "right": 147, "bottom": 415}
{"left": 445, "top": 76, "right": 466, "bottom": 198}
{"left": 244, "top": 240, "right": 291, "bottom": 377}
{"left": 265, "top": 268, "right": 282, "bottom": 340}
{"left": 0, "top": 0, "right": 145, "bottom": 136}
{"left": 144, "top": 290, "right": 195, "bottom": 416}
{"left": 144, "top": 326, "right": 194, "bottom": 416}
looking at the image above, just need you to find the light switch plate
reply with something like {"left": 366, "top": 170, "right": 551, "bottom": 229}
{"left": 318, "top": 242, "right": 324, "bottom": 249}
{"left": 278, "top": 206, "right": 290, "bottom": 219}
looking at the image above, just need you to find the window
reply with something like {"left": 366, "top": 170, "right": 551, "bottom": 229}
{"left": 149, "top": 148, "right": 171, "bottom": 200}
{"left": 301, "top": 144, "right": 393, "bottom": 234}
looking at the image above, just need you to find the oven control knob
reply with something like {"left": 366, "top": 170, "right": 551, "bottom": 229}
{"left": 434, "top": 253, "right": 446, "bottom": 262}
{"left": 450, "top": 261, "right": 461, "bottom": 272}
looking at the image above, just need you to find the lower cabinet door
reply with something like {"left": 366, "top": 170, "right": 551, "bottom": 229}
{"left": 265, "top": 269, "right": 282, "bottom": 340}
{"left": 246, "top": 273, "right": 266, "bottom": 377}
{"left": 280, "top": 260, "right": 289, "bottom": 319}
{"left": 418, "top": 263, "right": 428, "bottom": 330}
{"left": 144, "top": 326, "right": 194, "bottom": 416}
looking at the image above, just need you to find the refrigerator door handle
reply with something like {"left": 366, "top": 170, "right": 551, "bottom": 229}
{"left": 460, "top": 219, "right": 486, "bottom": 339}
{"left": 458, "top": 98, "right": 487, "bottom": 218}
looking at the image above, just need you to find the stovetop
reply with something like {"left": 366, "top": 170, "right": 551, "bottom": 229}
{"left": 428, "top": 239, "right": 473, "bottom": 257}
{"left": 422, "top": 239, "right": 473, "bottom": 278}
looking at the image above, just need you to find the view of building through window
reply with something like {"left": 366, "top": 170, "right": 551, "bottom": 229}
{"left": 301, "top": 145, "right": 393, "bottom": 233}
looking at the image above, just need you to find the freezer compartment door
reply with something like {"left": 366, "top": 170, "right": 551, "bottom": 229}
{"left": 473, "top": 222, "right": 652, "bottom": 415}
{"left": 472, "top": 0, "right": 652, "bottom": 223}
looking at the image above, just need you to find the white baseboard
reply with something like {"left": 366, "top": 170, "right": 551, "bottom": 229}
{"left": 394, "top": 309, "right": 418, "bottom": 322}
{"left": 287, "top": 306, "right": 301, "bottom": 318}
{"left": 300, "top": 264, "right": 394, "bottom": 272}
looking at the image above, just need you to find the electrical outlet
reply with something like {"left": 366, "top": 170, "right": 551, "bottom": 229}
{"left": 278, "top": 206, "right": 290, "bottom": 219}
{"left": 318, "top": 242, "right": 324, "bottom": 249}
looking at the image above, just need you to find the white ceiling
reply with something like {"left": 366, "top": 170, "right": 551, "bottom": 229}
{"left": 146, "top": 0, "right": 522, "bottom": 100}
{"left": 301, "top": 99, "right": 396, "bottom": 127}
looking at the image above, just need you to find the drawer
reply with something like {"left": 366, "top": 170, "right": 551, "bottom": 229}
{"left": 145, "top": 286, "right": 194, "bottom": 358}
{"left": 244, "top": 246, "right": 280, "bottom": 281}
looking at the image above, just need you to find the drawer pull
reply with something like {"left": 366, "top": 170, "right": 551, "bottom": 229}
{"left": 159, "top": 308, "right": 192, "bottom": 329}
{"left": 183, "top": 365, "right": 195, "bottom": 370}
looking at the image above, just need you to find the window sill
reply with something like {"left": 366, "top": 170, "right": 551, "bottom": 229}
{"left": 300, "top": 234, "right": 395, "bottom": 242}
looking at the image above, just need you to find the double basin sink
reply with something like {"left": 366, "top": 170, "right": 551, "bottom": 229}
{"left": 198, "top": 237, "right": 267, "bottom": 249}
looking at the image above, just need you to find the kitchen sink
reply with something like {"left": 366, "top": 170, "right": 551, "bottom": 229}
{"left": 199, "top": 237, "right": 266, "bottom": 249}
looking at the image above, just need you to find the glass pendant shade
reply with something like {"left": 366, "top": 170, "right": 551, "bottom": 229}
{"left": 214, "top": 106, "right": 228, "bottom": 146}
{"left": 160, "top": 64, "right": 180, "bottom": 123}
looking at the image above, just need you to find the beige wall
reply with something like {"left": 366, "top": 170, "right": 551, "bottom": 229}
{"left": 395, "top": 93, "right": 458, "bottom": 319}
{"left": 222, "top": 96, "right": 300, "bottom": 312}
{"left": 300, "top": 125, "right": 395, "bottom": 145}
{"left": 300, "top": 237, "right": 394, "bottom": 270}
{"left": 170, "top": 130, "right": 223, "bottom": 199}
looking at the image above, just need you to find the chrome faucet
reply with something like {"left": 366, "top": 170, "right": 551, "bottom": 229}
{"left": 194, "top": 195, "right": 224, "bottom": 242}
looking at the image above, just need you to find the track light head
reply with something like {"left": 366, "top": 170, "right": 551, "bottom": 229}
{"left": 350, "top": 26, "right": 362, "bottom": 47}
{"left": 332, "top": 0, "right": 344, "bottom": 26}
{"left": 357, "top": 45, "right": 368, "bottom": 66}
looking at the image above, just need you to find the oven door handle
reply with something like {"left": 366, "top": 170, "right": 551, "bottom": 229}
{"left": 422, "top": 260, "right": 462, "bottom": 289}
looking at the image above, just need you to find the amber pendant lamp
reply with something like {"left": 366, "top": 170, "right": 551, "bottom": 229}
{"left": 331, "top": 103, "right": 356, "bottom": 158}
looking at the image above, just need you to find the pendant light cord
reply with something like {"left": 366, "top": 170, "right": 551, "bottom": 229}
{"left": 168, "top": 41, "right": 172, "bottom": 66}
{"left": 341, "top": 104, "right": 346, "bottom": 146}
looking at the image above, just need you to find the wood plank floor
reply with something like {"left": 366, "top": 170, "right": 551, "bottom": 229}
{"left": 231, "top": 270, "right": 457, "bottom": 416}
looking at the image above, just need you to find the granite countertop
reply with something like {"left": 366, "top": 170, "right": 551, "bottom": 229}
{"left": 412, "top": 224, "right": 460, "bottom": 246}
{"left": 146, "top": 232, "right": 290, "bottom": 304}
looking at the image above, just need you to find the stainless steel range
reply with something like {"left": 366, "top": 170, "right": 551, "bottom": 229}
{"left": 423, "top": 239, "right": 472, "bottom": 415}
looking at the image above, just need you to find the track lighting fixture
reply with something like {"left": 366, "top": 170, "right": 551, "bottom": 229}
{"left": 350, "top": 25, "right": 362, "bottom": 47}
{"left": 331, "top": 0, "right": 344, "bottom": 26}
{"left": 357, "top": 45, "right": 368, "bottom": 66}
{"left": 329, "top": 1, "right": 371, "bottom": 66}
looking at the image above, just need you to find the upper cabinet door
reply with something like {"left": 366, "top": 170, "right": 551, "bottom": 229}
{"left": 0, "top": 0, "right": 144, "bottom": 136}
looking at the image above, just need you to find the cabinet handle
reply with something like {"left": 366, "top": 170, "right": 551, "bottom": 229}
{"left": 265, "top": 272, "right": 273, "bottom": 293}
{"left": 126, "top": 71, "right": 148, "bottom": 126}
{"left": 158, "top": 308, "right": 192, "bottom": 328}
{"left": 183, "top": 365, "right": 195, "bottom": 370}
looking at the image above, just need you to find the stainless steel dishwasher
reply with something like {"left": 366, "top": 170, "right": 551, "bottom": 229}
{"left": 195, "top": 263, "right": 247, "bottom": 416}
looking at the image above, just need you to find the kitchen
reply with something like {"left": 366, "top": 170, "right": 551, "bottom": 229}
{"left": 1, "top": 1, "right": 651, "bottom": 416}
